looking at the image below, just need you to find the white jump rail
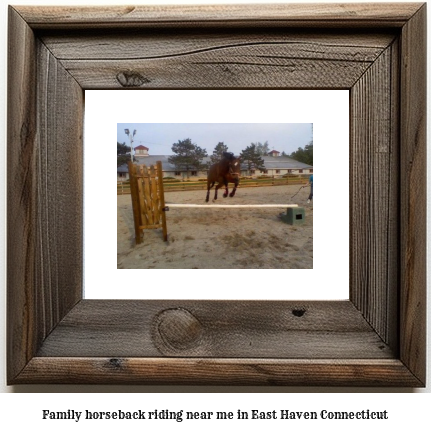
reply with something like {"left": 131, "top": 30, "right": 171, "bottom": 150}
{"left": 164, "top": 204, "right": 298, "bottom": 209}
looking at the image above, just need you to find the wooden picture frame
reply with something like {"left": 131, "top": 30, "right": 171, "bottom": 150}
{"left": 7, "top": 3, "right": 426, "bottom": 386}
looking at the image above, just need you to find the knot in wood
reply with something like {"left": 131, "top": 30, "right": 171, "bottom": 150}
{"left": 155, "top": 308, "right": 203, "bottom": 351}
{"left": 116, "top": 71, "right": 150, "bottom": 87}
{"left": 292, "top": 308, "right": 306, "bottom": 317}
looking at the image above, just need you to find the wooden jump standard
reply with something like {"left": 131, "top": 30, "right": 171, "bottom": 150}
{"left": 128, "top": 161, "right": 298, "bottom": 244}
{"left": 128, "top": 161, "right": 167, "bottom": 244}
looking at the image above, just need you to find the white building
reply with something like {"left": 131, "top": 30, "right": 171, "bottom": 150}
{"left": 118, "top": 147, "right": 313, "bottom": 181}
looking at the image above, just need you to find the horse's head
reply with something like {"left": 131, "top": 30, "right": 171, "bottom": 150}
{"left": 222, "top": 151, "right": 235, "bottom": 162}
{"left": 229, "top": 157, "right": 241, "bottom": 176}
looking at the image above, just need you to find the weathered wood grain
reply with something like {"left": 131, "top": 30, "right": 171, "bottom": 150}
{"left": 58, "top": 48, "right": 380, "bottom": 89}
{"left": 399, "top": 3, "right": 427, "bottom": 385}
{"left": 16, "top": 3, "right": 423, "bottom": 29}
{"left": 7, "top": 3, "right": 426, "bottom": 386}
{"left": 35, "top": 40, "right": 84, "bottom": 334}
{"left": 42, "top": 31, "right": 395, "bottom": 89}
{"left": 36, "top": 300, "right": 393, "bottom": 359}
{"left": 15, "top": 358, "right": 423, "bottom": 387}
{"left": 387, "top": 38, "right": 401, "bottom": 352}
{"left": 7, "top": 7, "right": 83, "bottom": 382}
{"left": 7, "top": 6, "right": 38, "bottom": 382}
{"left": 350, "top": 45, "right": 399, "bottom": 347}
{"left": 40, "top": 31, "right": 395, "bottom": 60}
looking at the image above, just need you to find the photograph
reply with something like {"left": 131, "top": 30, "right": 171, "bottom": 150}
{"left": 117, "top": 123, "right": 314, "bottom": 269}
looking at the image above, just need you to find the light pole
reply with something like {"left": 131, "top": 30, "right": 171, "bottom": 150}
{"left": 124, "top": 128, "right": 136, "bottom": 161}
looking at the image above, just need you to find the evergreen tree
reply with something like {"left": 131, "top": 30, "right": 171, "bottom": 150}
{"left": 117, "top": 142, "right": 132, "bottom": 167}
{"left": 255, "top": 141, "right": 270, "bottom": 156}
{"left": 168, "top": 138, "right": 208, "bottom": 178}
{"left": 288, "top": 141, "right": 313, "bottom": 165}
{"left": 240, "top": 143, "right": 265, "bottom": 174}
{"left": 210, "top": 142, "right": 230, "bottom": 165}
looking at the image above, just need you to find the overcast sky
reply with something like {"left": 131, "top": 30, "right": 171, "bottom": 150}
{"left": 117, "top": 123, "right": 313, "bottom": 156}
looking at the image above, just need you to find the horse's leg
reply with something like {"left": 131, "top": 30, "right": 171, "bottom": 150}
{"left": 229, "top": 178, "right": 239, "bottom": 197}
{"left": 223, "top": 180, "right": 229, "bottom": 198}
{"left": 214, "top": 182, "right": 222, "bottom": 201}
{"left": 206, "top": 183, "right": 210, "bottom": 202}
{"left": 206, "top": 181, "right": 215, "bottom": 202}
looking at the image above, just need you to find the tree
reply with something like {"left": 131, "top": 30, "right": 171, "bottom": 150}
{"left": 240, "top": 143, "right": 265, "bottom": 174}
{"left": 255, "top": 141, "right": 270, "bottom": 156}
{"left": 168, "top": 138, "right": 208, "bottom": 178}
{"left": 288, "top": 141, "right": 313, "bottom": 165}
{"left": 117, "top": 142, "right": 132, "bottom": 167}
{"left": 209, "top": 142, "right": 230, "bottom": 165}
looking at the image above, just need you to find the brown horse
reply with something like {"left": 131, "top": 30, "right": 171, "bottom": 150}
{"left": 206, "top": 153, "right": 241, "bottom": 202}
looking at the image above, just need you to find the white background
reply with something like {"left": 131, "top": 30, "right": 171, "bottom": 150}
{"left": 85, "top": 90, "right": 349, "bottom": 300}
{"left": 0, "top": 0, "right": 429, "bottom": 424}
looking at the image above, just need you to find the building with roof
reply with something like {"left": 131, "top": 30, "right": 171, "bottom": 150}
{"left": 117, "top": 147, "right": 312, "bottom": 181}
{"left": 268, "top": 150, "right": 281, "bottom": 157}
{"left": 134, "top": 145, "right": 149, "bottom": 157}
